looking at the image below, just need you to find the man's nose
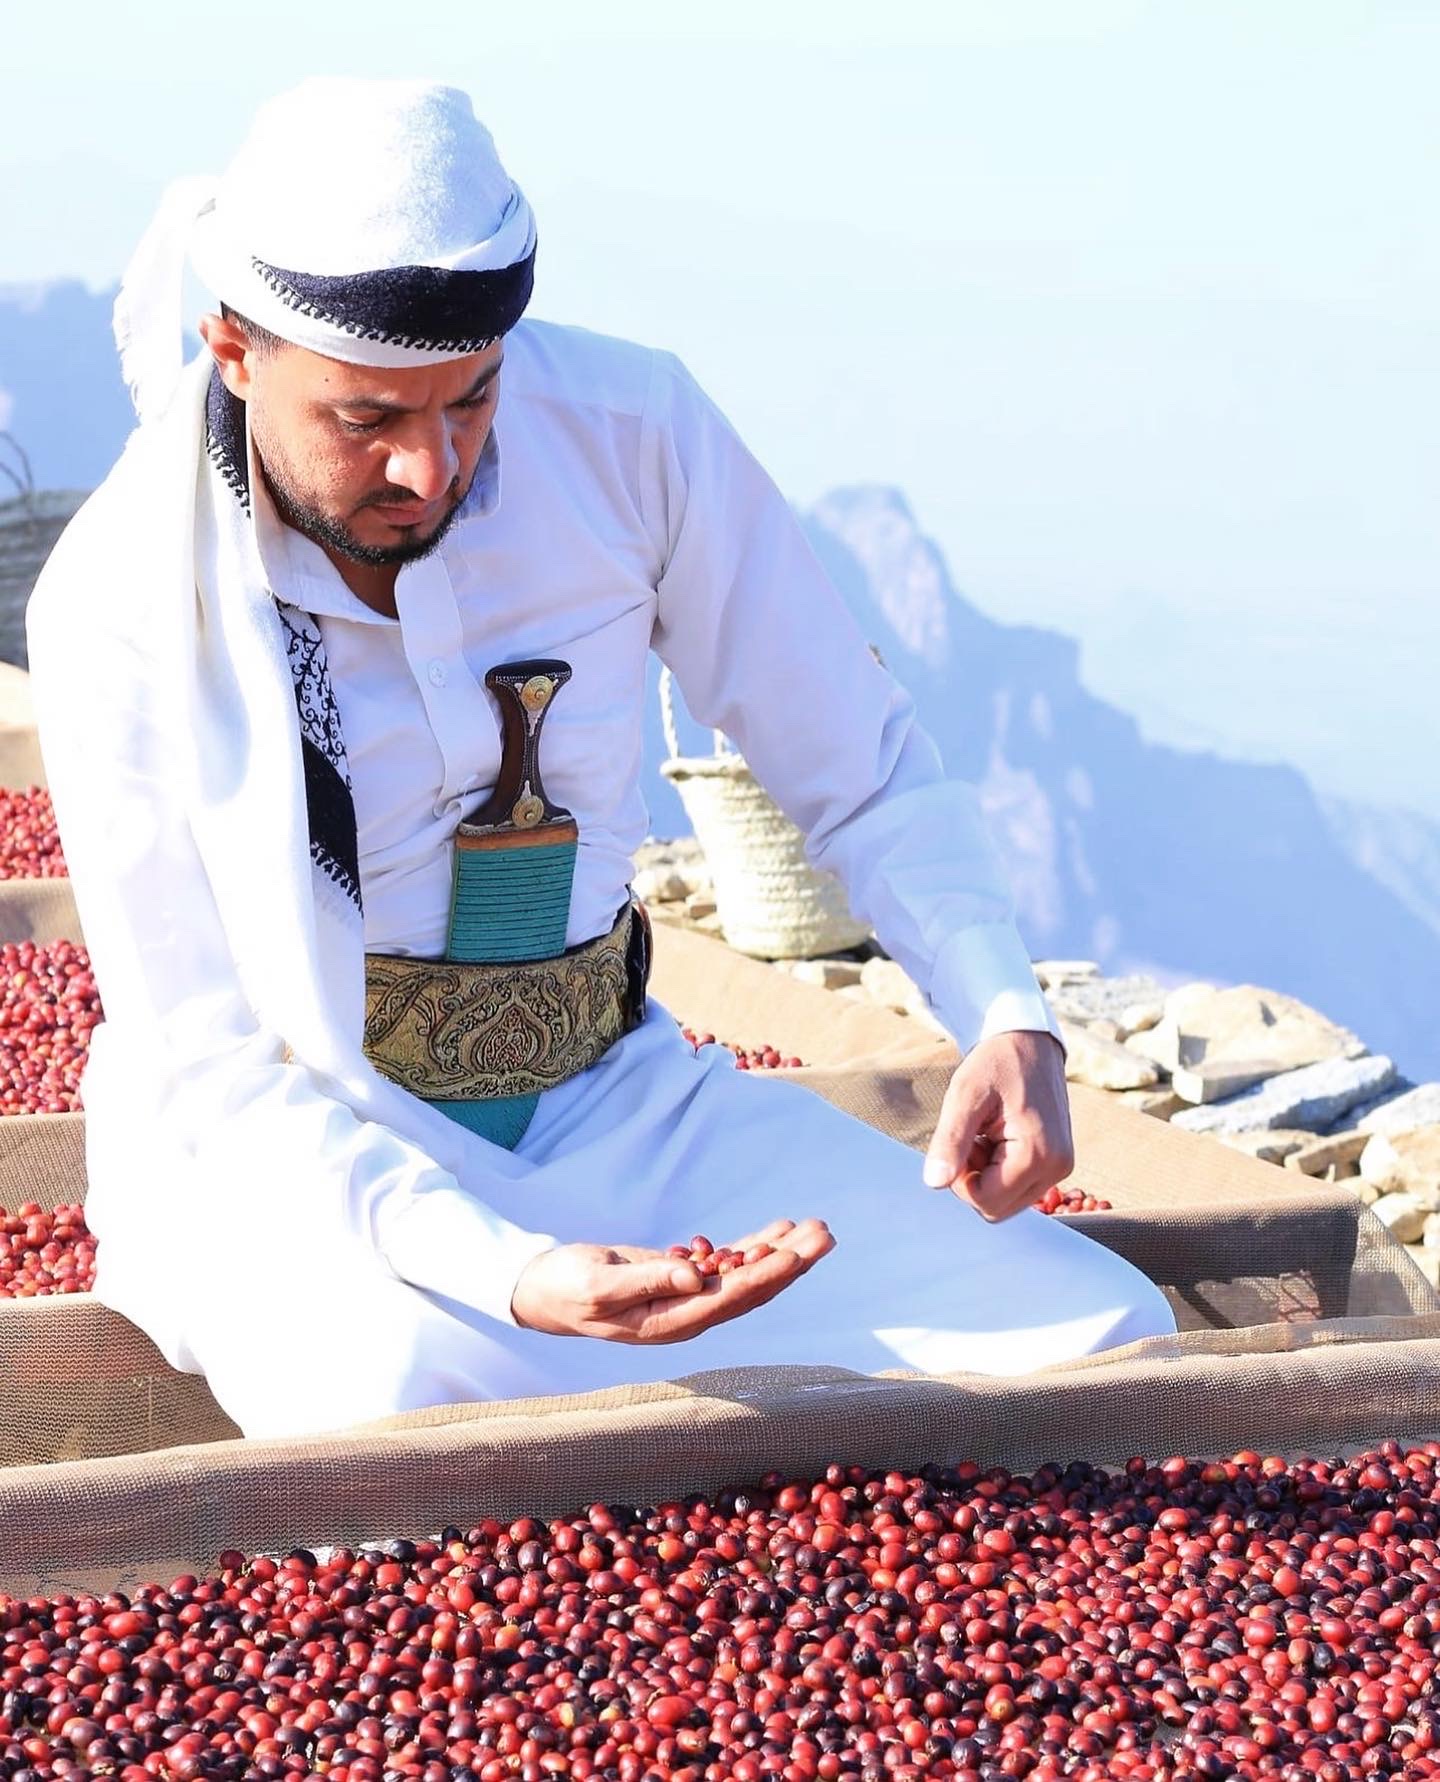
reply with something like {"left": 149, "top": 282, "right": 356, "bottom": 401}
{"left": 385, "top": 421, "right": 460, "bottom": 502}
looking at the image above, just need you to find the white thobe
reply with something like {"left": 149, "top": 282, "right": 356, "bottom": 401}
{"left": 35, "top": 320, "right": 1174, "bottom": 1436}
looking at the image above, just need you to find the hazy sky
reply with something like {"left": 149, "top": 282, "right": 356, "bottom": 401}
{"left": 4, "top": 1, "right": 1437, "bottom": 813}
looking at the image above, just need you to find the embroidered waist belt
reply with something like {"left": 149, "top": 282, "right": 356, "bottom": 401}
{"left": 362, "top": 895, "right": 651, "bottom": 1108}
{"left": 361, "top": 654, "right": 647, "bottom": 1152}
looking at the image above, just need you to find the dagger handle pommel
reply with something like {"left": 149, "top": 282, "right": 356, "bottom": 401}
{"left": 463, "top": 658, "right": 574, "bottom": 834}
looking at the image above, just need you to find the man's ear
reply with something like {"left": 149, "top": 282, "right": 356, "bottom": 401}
{"left": 198, "top": 311, "right": 255, "bottom": 401}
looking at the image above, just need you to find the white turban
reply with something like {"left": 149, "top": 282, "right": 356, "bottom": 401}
{"left": 114, "top": 77, "right": 537, "bottom": 423}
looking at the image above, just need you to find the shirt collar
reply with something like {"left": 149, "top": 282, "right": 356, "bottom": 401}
{"left": 248, "top": 419, "right": 502, "bottom": 624}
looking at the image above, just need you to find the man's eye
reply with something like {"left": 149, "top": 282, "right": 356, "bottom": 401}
{"left": 454, "top": 389, "right": 495, "bottom": 411}
{"left": 338, "top": 415, "right": 387, "bottom": 434}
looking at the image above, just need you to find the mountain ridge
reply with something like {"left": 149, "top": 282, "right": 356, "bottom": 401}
{"left": 814, "top": 487, "right": 1440, "bottom": 1079}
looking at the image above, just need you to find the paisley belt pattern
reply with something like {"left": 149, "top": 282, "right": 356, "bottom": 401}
{"left": 362, "top": 898, "right": 649, "bottom": 1103}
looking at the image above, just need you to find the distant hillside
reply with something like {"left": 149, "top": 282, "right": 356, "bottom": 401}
{"left": 0, "top": 282, "right": 133, "bottom": 490}
{"left": 1319, "top": 793, "right": 1440, "bottom": 942}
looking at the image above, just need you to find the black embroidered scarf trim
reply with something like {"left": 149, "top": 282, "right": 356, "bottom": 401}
{"left": 249, "top": 245, "right": 536, "bottom": 355}
{"left": 278, "top": 611, "right": 363, "bottom": 913}
{"left": 204, "top": 369, "right": 363, "bottom": 916}
{"left": 204, "top": 369, "right": 251, "bottom": 514}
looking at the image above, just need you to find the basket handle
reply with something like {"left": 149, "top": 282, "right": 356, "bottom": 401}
{"left": 658, "top": 664, "right": 733, "bottom": 761}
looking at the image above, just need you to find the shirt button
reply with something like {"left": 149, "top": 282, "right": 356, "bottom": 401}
{"left": 427, "top": 660, "right": 447, "bottom": 688}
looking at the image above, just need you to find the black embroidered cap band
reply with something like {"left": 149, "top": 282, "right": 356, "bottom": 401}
{"left": 249, "top": 248, "right": 536, "bottom": 356}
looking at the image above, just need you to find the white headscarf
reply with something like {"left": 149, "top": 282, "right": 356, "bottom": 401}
{"left": 114, "top": 77, "right": 538, "bottom": 422}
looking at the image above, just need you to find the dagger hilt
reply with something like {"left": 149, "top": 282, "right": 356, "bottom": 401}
{"left": 463, "top": 658, "right": 574, "bottom": 834}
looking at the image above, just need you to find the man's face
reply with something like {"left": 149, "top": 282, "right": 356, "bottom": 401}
{"left": 213, "top": 324, "right": 504, "bottom": 567}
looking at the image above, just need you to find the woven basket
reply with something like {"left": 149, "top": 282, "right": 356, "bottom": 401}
{"left": 657, "top": 665, "right": 870, "bottom": 959}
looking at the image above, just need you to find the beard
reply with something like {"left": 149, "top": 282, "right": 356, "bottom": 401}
{"left": 258, "top": 439, "right": 472, "bottom": 568}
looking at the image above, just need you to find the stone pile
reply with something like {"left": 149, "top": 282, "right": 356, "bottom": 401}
{"left": 634, "top": 835, "right": 1440, "bottom": 1288}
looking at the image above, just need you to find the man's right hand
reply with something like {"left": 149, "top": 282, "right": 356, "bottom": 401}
{"left": 510, "top": 1217, "right": 834, "bottom": 1343}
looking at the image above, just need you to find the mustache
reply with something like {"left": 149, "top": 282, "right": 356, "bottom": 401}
{"left": 357, "top": 477, "right": 463, "bottom": 513}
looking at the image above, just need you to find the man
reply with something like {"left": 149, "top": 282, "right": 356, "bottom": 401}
{"left": 27, "top": 78, "right": 1173, "bottom": 1438}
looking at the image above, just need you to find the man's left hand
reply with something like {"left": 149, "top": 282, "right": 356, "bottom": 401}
{"left": 922, "top": 1030, "right": 1075, "bottom": 1222}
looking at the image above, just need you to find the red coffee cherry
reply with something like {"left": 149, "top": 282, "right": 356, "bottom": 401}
{"left": 6, "top": 1444, "right": 1440, "bottom": 1778}
{"left": 0, "top": 787, "right": 68, "bottom": 879}
{"left": 680, "top": 1026, "right": 806, "bottom": 1069}
{"left": 0, "top": 938, "right": 103, "bottom": 1115}
{"left": 0, "top": 1199, "right": 97, "bottom": 1297}
{"left": 1038, "top": 1184, "right": 1114, "bottom": 1215}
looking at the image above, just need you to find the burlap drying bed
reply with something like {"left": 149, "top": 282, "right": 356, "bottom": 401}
{"left": 6, "top": 1315, "right": 1440, "bottom": 1595}
{"left": 0, "top": 1110, "right": 86, "bottom": 1209}
{"left": 0, "top": 873, "right": 82, "bottom": 946}
{"left": 4, "top": 921, "right": 1436, "bottom": 1592}
{"left": 0, "top": 664, "right": 45, "bottom": 790}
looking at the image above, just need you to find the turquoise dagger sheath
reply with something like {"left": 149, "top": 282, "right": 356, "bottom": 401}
{"left": 434, "top": 658, "right": 578, "bottom": 1147}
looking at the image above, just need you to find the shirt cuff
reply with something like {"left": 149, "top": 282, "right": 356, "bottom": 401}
{"left": 925, "top": 920, "right": 1068, "bottom": 1062}
{"left": 379, "top": 1186, "right": 559, "bottom": 1327}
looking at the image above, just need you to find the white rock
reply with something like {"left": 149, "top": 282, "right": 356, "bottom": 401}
{"left": 1373, "top": 1192, "right": 1433, "bottom": 1243}
{"left": 784, "top": 958, "right": 865, "bottom": 991}
{"left": 1171, "top": 1058, "right": 1285, "bottom": 1106}
{"left": 1058, "top": 1020, "right": 1161, "bottom": 1091}
{"left": 1355, "top": 1083, "right": 1440, "bottom": 1135}
{"left": 1113, "top": 1087, "right": 1186, "bottom": 1120}
{"left": 1216, "top": 1128, "right": 1312, "bottom": 1165}
{"left": 1349, "top": 1178, "right": 1382, "bottom": 1206}
{"left": 1122, "top": 1026, "right": 1174, "bottom": 1078}
{"left": 1033, "top": 960, "right": 1100, "bottom": 987}
{"left": 632, "top": 839, "right": 677, "bottom": 871}
{"left": 1171, "top": 1054, "right": 1397, "bottom": 1137}
{"left": 1164, "top": 981, "right": 1224, "bottom": 1026}
{"left": 1046, "top": 974, "right": 1167, "bottom": 1026}
{"left": 1139, "top": 983, "right": 1367, "bottom": 1077}
{"left": 860, "top": 957, "right": 927, "bottom": 1016}
{"left": 635, "top": 834, "right": 706, "bottom": 871}
{"left": 1359, "top": 1125, "right": 1440, "bottom": 1198}
{"left": 1118, "top": 1000, "right": 1165, "bottom": 1037}
{"left": 676, "top": 862, "right": 714, "bottom": 899}
{"left": 1283, "top": 1129, "right": 1372, "bottom": 1177}
{"left": 1423, "top": 1212, "right": 1440, "bottom": 1250}
{"left": 633, "top": 864, "right": 690, "bottom": 904}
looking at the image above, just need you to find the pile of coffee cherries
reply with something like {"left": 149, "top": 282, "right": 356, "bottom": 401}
{"left": 680, "top": 1028, "right": 804, "bottom": 1072}
{"left": 7, "top": 1445, "right": 1440, "bottom": 1781}
{"left": 1036, "top": 1187, "right": 1114, "bottom": 1217}
{"left": 0, "top": 1200, "right": 95, "bottom": 1297}
{"left": 666, "top": 1233, "right": 777, "bottom": 1279}
{"left": 0, "top": 939, "right": 101, "bottom": 1114}
{"left": 0, "top": 789, "right": 67, "bottom": 879}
